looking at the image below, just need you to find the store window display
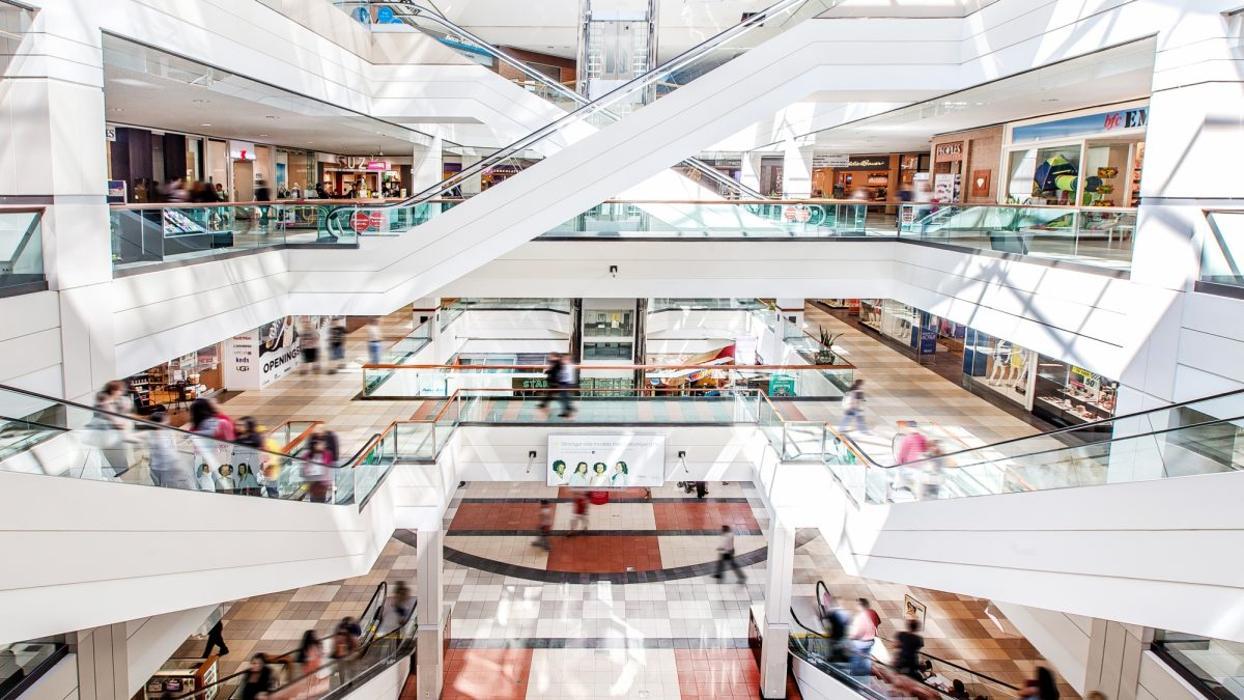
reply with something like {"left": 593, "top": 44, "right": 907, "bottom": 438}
{"left": 963, "top": 329, "right": 1037, "bottom": 408}
{"left": 859, "top": 299, "right": 920, "bottom": 349}
{"left": 1034, "top": 358, "right": 1117, "bottom": 426}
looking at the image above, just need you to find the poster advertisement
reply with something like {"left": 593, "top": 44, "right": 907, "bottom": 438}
{"left": 224, "top": 317, "right": 301, "bottom": 390}
{"left": 547, "top": 434, "right": 666, "bottom": 488}
{"left": 933, "top": 172, "right": 959, "bottom": 202}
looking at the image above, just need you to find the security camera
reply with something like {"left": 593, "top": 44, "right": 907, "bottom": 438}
{"left": 609, "top": 264, "right": 618, "bottom": 277}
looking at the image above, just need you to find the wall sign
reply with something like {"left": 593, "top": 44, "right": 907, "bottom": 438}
{"left": 934, "top": 141, "right": 964, "bottom": 162}
{"left": 814, "top": 153, "right": 851, "bottom": 168}
{"left": 1011, "top": 106, "right": 1148, "bottom": 143}
{"left": 224, "top": 317, "right": 301, "bottom": 391}
{"left": 229, "top": 141, "right": 256, "bottom": 161}
{"left": 547, "top": 434, "right": 666, "bottom": 488}
{"left": 836, "top": 157, "right": 891, "bottom": 170}
{"left": 970, "top": 169, "right": 992, "bottom": 198}
{"left": 366, "top": 160, "right": 390, "bottom": 171}
{"left": 105, "top": 126, "right": 117, "bottom": 142}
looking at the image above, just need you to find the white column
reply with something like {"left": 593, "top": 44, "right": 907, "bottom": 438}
{"left": 1106, "top": 12, "right": 1244, "bottom": 478}
{"left": 75, "top": 624, "right": 128, "bottom": 700}
{"left": 0, "top": 4, "right": 113, "bottom": 400}
{"left": 759, "top": 517, "right": 796, "bottom": 698}
{"left": 411, "top": 135, "right": 443, "bottom": 193}
{"left": 415, "top": 528, "right": 445, "bottom": 700}
{"left": 459, "top": 155, "right": 483, "bottom": 196}
{"left": 781, "top": 142, "right": 814, "bottom": 198}
{"left": 1083, "top": 620, "right": 1150, "bottom": 700}
{"left": 740, "top": 152, "right": 763, "bottom": 193}
{"left": 776, "top": 299, "right": 805, "bottom": 341}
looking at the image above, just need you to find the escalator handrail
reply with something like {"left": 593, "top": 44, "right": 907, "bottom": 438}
{"left": 795, "top": 594, "right": 1021, "bottom": 694}
{"left": 379, "top": 0, "right": 766, "bottom": 200}
{"left": 0, "top": 383, "right": 331, "bottom": 470}
{"left": 167, "top": 582, "right": 390, "bottom": 700}
{"left": 342, "top": 0, "right": 814, "bottom": 209}
{"left": 832, "top": 385, "right": 1244, "bottom": 471}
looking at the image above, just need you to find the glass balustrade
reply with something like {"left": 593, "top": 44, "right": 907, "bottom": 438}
{"left": 1151, "top": 630, "right": 1244, "bottom": 699}
{"left": 543, "top": 201, "right": 874, "bottom": 238}
{"left": 899, "top": 203, "right": 1136, "bottom": 271}
{"left": 0, "top": 385, "right": 395, "bottom": 509}
{"left": 812, "top": 389, "right": 1244, "bottom": 505}
{"left": 0, "top": 208, "right": 45, "bottom": 293}
{"left": 359, "top": 364, "right": 854, "bottom": 399}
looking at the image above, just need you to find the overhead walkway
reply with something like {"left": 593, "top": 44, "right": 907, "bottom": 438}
{"left": 755, "top": 388, "right": 1244, "bottom": 642}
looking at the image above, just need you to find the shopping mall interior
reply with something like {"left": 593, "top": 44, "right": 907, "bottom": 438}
{"left": 1, "top": 1, "right": 1243, "bottom": 699}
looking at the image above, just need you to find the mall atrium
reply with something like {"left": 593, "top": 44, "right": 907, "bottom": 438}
{"left": 0, "top": 1, "right": 1242, "bottom": 699}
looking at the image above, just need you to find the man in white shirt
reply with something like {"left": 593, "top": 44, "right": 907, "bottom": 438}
{"left": 712, "top": 525, "right": 747, "bottom": 583}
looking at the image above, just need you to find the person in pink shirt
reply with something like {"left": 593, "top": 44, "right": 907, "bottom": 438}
{"left": 895, "top": 423, "right": 928, "bottom": 464}
{"left": 850, "top": 598, "right": 880, "bottom": 676}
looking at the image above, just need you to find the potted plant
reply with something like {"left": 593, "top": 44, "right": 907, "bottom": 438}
{"left": 815, "top": 328, "right": 845, "bottom": 365}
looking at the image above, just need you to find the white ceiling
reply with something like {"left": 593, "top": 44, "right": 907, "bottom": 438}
{"left": 101, "top": 35, "right": 437, "bottom": 156}
{"left": 776, "top": 38, "right": 1157, "bottom": 153}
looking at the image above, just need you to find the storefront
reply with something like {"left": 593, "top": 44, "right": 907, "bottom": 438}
{"left": 859, "top": 299, "right": 921, "bottom": 348}
{"left": 811, "top": 155, "right": 893, "bottom": 201}
{"left": 125, "top": 342, "right": 224, "bottom": 416}
{"left": 1002, "top": 102, "right": 1147, "bottom": 207}
{"left": 928, "top": 124, "right": 1004, "bottom": 204}
{"left": 963, "top": 327, "right": 1118, "bottom": 427}
{"left": 319, "top": 155, "right": 407, "bottom": 198}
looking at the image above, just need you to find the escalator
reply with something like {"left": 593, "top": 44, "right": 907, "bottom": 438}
{"left": 169, "top": 584, "right": 417, "bottom": 700}
{"left": 313, "top": 0, "right": 835, "bottom": 236}
{"left": 788, "top": 585, "right": 1022, "bottom": 699}
{"left": 366, "top": 0, "right": 765, "bottom": 200}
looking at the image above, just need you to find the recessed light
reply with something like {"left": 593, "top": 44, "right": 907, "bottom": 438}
{"left": 259, "top": 134, "right": 269, "bottom": 137}
{"left": 201, "top": 123, "right": 212, "bottom": 126}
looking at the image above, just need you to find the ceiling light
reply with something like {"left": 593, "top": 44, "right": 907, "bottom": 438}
{"left": 265, "top": 115, "right": 278, "bottom": 119}
{"left": 110, "top": 107, "right": 125, "bottom": 113}
{"left": 192, "top": 98, "right": 210, "bottom": 104}
{"left": 259, "top": 133, "right": 269, "bottom": 137}
{"left": 201, "top": 123, "right": 212, "bottom": 126}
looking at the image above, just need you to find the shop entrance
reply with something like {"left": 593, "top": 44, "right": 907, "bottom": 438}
{"left": 233, "top": 160, "right": 254, "bottom": 201}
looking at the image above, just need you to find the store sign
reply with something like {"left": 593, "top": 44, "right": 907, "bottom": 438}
{"left": 1012, "top": 106, "right": 1148, "bottom": 143}
{"left": 547, "top": 434, "right": 665, "bottom": 488}
{"left": 366, "top": 160, "right": 390, "bottom": 171}
{"left": 229, "top": 141, "right": 256, "bottom": 161}
{"left": 105, "top": 126, "right": 117, "bottom": 142}
{"left": 336, "top": 156, "right": 370, "bottom": 170}
{"left": 934, "top": 142, "right": 964, "bottom": 162}
{"left": 838, "top": 157, "right": 891, "bottom": 170}
{"left": 814, "top": 153, "right": 850, "bottom": 168}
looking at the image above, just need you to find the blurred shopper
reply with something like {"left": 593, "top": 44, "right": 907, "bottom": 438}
{"left": 190, "top": 398, "right": 229, "bottom": 473}
{"left": 713, "top": 524, "right": 746, "bottom": 584}
{"left": 367, "top": 318, "right": 384, "bottom": 366}
{"left": 254, "top": 178, "right": 272, "bottom": 229}
{"left": 337, "top": 617, "right": 362, "bottom": 639}
{"left": 202, "top": 619, "right": 229, "bottom": 658}
{"left": 147, "top": 411, "right": 192, "bottom": 489}
{"left": 259, "top": 426, "right": 284, "bottom": 498}
{"left": 240, "top": 654, "right": 272, "bottom": 700}
{"left": 296, "top": 630, "right": 323, "bottom": 674}
{"left": 920, "top": 440, "right": 947, "bottom": 500}
{"left": 92, "top": 380, "right": 135, "bottom": 477}
{"left": 1020, "top": 667, "right": 1060, "bottom": 700}
{"left": 895, "top": 422, "right": 928, "bottom": 464}
{"left": 570, "top": 491, "right": 589, "bottom": 535}
{"left": 234, "top": 416, "right": 264, "bottom": 494}
{"left": 694, "top": 481, "right": 708, "bottom": 499}
{"left": 894, "top": 618, "right": 925, "bottom": 680}
{"left": 392, "top": 580, "right": 413, "bottom": 621}
{"left": 950, "top": 679, "right": 971, "bottom": 699}
{"left": 557, "top": 353, "right": 577, "bottom": 417}
{"left": 849, "top": 598, "right": 879, "bottom": 676}
{"left": 302, "top": 437, "right": 334, "bottom": 503}
{"left": 214, "top": 182, "right": 228, "bottom": 202}
{"left": 298, "top": 318, "right": 321, "bottom": 374}
{"left": 209, "top": 397, "right": 236, "bottom": 441}
{"left": 819, "top": 592, "right": 851, "bottom": 663}
{"left": 330, "top": 627, "right": 357, "bottom": 682}
{"left": 311, "top": 426, "right": 340, "bottom": 466}
{"left": 328, "top": 317, "right": 348, "bottom": 373}
{"left": 537, "top": 352, "right": 563, "bottom": 413}
{"left": 838, "top": 379, "right": 866, "bottom": 433}
{"left": 535, "top": 499, "right": 553, "bottom": 550}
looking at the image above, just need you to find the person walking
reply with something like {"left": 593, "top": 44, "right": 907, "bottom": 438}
{"left": 838, "top": 379, "right": 867, "bottom": 433}
{"left": 569, "top": 492, "right": 589, "bottom": 535}
{"left": 849, "top": 598, "right": 879, "bottom": 676}
{"left": 713, "top": 525, "right": 746, "bottom": 583}
{"left": 202, "top": 619, "right": 229, "bottom": 658}
{"left": 328, "top": 317, "right": 348, "bottom": 373}
{"left": 819, "top": 592, "right": 852, "bottom": 663}
{"left": 557, "top": 353, "right": 577, "bottom": 417}
{"left": 298, "top": 318, "right": 321, "bottom": 374}
{"left": 254, "top": 178, "right": 272, "bottom": 229}
{"left": 367, "top": 318, "right": 384, "bottom": 366}
{"left": 894, "top": 618, "right": 925, "bottom": 680}
{"left": 535, "top": 499, "right": 553, "bottom": 550}
{"left": 537, "top": 352, "right": 563, "bottom": 413}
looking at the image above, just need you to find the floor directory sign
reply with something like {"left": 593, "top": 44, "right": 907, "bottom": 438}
{"left": 547, "top": 434, "right": 666, "bottom": 488}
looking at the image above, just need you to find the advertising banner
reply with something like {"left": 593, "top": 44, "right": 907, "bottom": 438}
{"left": 547, "top": 434, "right": 666, "bottom": 488}
{"left": 259, "top": 317, "right": 301, "bottom": 386}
